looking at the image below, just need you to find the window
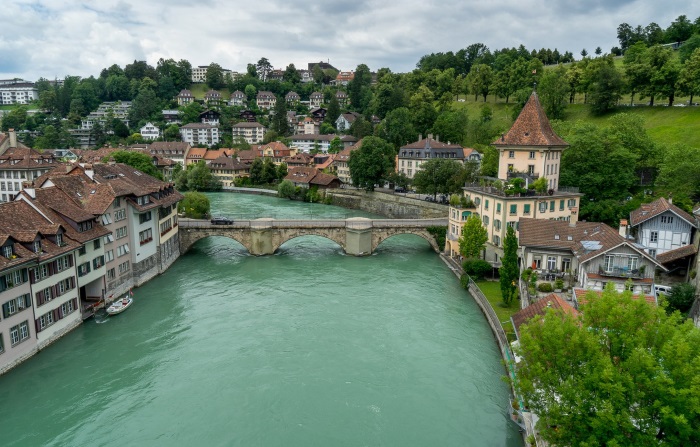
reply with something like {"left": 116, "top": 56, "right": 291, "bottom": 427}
{"left": 604, "top": 255, "right": 614, "bottom": 272}
{"left": 93, "top": 255, "right": 105, "bottom": 269}
{"left": 627, "top": 257, "right": 638, "bottom": 271}
{"left": 650, "top": 231, "right": 658, "bottom": 243}
{"left": 567, "top": 199, "right": 577, "bottom": 207}
{"left": 78, "top": 262, "right": 91, "bottom": 277}
{"left": 507, "top": 164, "right": 514, "bottom": 172}
{"left": 56, "top": 233, "right": 63, "bottom": 246}
{"left": 562, "top": 258, "right": 571, "bottom": 272}
{"left": 105, "top": 250, "right": 114, "bottom": 263}
{"left": 661, "top": 215, "right": 673, "bottom": 224}
{"left": 560, "top": 200, "right": 565, "bottom": 211}
{"left": 484, "top": 199, "right": 489, "bottom": 210}
{"left": 507, "top": 221, "right": 518, "bottom": 230}
{"left": 78, "top": 246, "right": 86, "bottom": 256}
{"left": 38, "top": 312, "right": 54, "bottom": 331}
{"left": 549, "top": 201, "right": 555, "bottom": 212}
{"left": 117, "top": 244, "right": 130, "bottom": 257}
{"left": 483, "top": 216, "right": 489, "bottom": 226}
{"left": 101, "top": 213, "right": 112, "bottom": 225}
{"left": 648, "top": 249, "right": 656, "bottom": 258}
{"left": 493, "top": 235, "right": 501, "bottom": 246}
{"left": 509, "top": 204, "right": 517, "bottom": 215}
{"left": 139, "top": 229, "right": 153, "bottom": 245}
{"left": 494, "top": 220, "right": 501, "bottom": 230}
{"left": 107, "top": 268, "right": 116, "bottom": 280}
{"left": 40, "top": 264, "right": 48, "bottom": 278}
{"left": 529, "top": 151, "right": 535, "bottom": 159}
{"left": 496, "top": 203, "right": 501, "bottom": 213}
{"left": 528, "top": 165, "right": 535, "bottom": 175}
{"left": 115, "top": 227, "right": 128, "bottom": 239}
{"left": 104, "top": 234, "right": 114, "bottom": 244}
{"left": 114, "top": 209, "right": 126, "bottom": 221}
{"left": 10, "top": 325, "right": 20, "bottom": 345}
{"left": 33, "top": 240, "right": 42, "bottom": 253}
{"left": 78, "top": 221, "right": 93, "bottom": 232}
{"left": 474, "top": 197, "right": 481, "bottom": 206}
{"left": 524, "top": 204, "right": 531, "bottom": 215}
{"left": 508, "top": 151, "right": 515, "bottom": 158}
{"left": 539, "top": 202, "right": 547, "bottom": 213}
{"left": 0, "top": 334, "right": 3, "bottom": 354}
{"left": 93, "top": 239, "right": 101, "bottom": 250}
{"left": 118, "top": 261, "right": 130, "bottom": 274}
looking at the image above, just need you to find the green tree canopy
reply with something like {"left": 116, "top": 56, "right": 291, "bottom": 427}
{"left": 347, "top": 136, "right": 395, "bottom": 191}
{"left": 175, "top": 160, "right": 222, "bottom": 191}
{"left": 106, "top": 150, "right": 162, "bottom": 180}
{"left": 515, "top": 285, "right": 700, "bottom": 447}
{"left": 278, "top": 179, "right": 296, "bottom": 199}
{"left": 412, "top": 158, "right": 464, "bottom": 198}
{"left": 178, "top": 191, "right": 210, "bottom": 219}
{"left": 458, "top": 214, "right": 487, "bottom": 259}
{"left": 498, "top": 225, "right": 518, "bottom": 305}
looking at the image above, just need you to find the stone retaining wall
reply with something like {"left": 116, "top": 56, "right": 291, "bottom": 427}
{"left": 326, "top": 190, "right": 447, "bottom": 219}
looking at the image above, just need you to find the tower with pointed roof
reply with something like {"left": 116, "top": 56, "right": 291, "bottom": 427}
{"left": 494, "top": 92, "right": 568, "bottom": 191}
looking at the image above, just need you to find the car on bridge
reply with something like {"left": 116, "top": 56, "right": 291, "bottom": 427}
{"left": 210, "top": 217, "right": 234, "bottom": 225}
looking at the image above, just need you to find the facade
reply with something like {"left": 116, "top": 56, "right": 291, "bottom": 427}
{"left": 627, "top": 197, "right": 698, "bottom": 259}
{"left": 179, "top": 123, "right": 220, "bottom": 147}
{"left": 0, "top": 130, "right": 60, "bottom": 202}
{"left": 229, "top": 91, "right": 246, "bottom": 107}
{"left": 191, "top": 66, "right": 208, "bottom": 83}
{"left": 176, "top": 89, "right": 194, "bottom": 106}
{"left": 333, "top": 139, "right": 362, "bottom": 185}
{"left": 289, "top": 134, "right": 356, "bottom": 153}
{"left": 335, "top": 90, "right": 348, "bottom": 106}
{"left": 204, "top": 90, "right": 223, "bottom": 108}
{"left": 296, "top": 117, "right": 319, "bottom": 135}
{"left": 334, "top": 72, "right": 354, "bottom": 86}
{"left": 140, "top": 122, "right": 161, "bottom": 141}
{"left": 256, "top": 91, "right": 277, "bottom": 110}
{"left": 518, "top": 218, "right": 666, "bottom": 302}
{"left": 335, "top": 112, "right": 360, "bottom": 132}
{"left": 232, "top": 122, "right": 266, "bottom": 144}
{"left": 208, "top": 157, "right": 250, "bottom": 187}
{"left": 199, "top": 109, "right": 221, "bottom": 126}
{"left": 285, "top": 91, "right": 300, "bottom": 105}
{"left": 148, "top": 141, "right": 191, "bottom": 166}
{"left": 309, "top": 92, "right": 324, "bottom": 109}
{"left": 446, "top": 92, "right": 583, "bottom": 264}
{"left": 0, "top": 82, "right": 38, "bottom": 105}
{"left": 162, "top": 109, "right": 181, "bottom": 124}
{"left": 284, "top": 167, "right": 341, "bottom": 189}
{"left": 397, "top": 135, "right": 480, "bottom": 179}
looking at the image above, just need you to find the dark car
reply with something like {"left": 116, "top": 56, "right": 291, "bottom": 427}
{"left": 210, "top": 217, "right": 234, "bottom": 225}
{"left": 394, "top": 187, "right": 406, "bottom": 193}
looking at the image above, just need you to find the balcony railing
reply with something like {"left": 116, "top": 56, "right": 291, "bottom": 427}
{"left": 598, "top": 266, "right": 646, "bottom": 279}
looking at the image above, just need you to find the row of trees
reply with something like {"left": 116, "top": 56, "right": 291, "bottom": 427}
{"left": 617, "top": 14, "right": 700, "bottom": 52}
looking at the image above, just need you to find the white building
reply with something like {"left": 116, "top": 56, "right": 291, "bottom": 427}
{"left": 0, "top": 82, "right": 38, "bottom": 105}
{"left": 179, "top": 123, "right": 220, "bottom": 147}
{"left": 140, "top": 122, "right": 161, "bottom": 141}
{"left": 232, "top": 122, "right": 266, "bottom": 144}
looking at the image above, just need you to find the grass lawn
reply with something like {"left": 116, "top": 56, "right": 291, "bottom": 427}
{"left": 189, "top": 83, "right": 230, "bottom": 99}
{"left": 475, "top": 280, "right": 519, "bottom": 341}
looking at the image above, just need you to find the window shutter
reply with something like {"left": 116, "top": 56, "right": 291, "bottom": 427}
{"left": 53, "top": 285, "right": 59, "bottom": 298}
{"left": 29, "top": 269, "right": 36, "bottom": 284}
{"left": 22, "top": 269, "right": 29, "bottom": 282}
{"left": 37, "top": 291, "right": 44, "bottom": 306}
{"left": 72, "top": 298, "right": 78, "bottom": 310}
{"left": 2, "top": 303, "right": 9, "bottom": 319}
{"left": 68, "top": 255, "right": 74, "bottom": 267}
{"left": 57, "top": 306, "right": 63, "bottom": 319}
{"left": 24, "top": 294, "right": 31, "bottom": 308}
{"left": 69, "top": 277, "right": 75, "bottom": 289}
{"left": 48, "top": 262, "right": 54, "bottom": 276}
{"left": 35, "top": 319, "right": 41, "bottom": 333}
{"left": 52, "top": 309, "right": 60, "bottom": 321}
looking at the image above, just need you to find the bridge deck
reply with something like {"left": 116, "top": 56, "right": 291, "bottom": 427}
{"left": 179, "top": 218, "right": 448, "bottom": 229}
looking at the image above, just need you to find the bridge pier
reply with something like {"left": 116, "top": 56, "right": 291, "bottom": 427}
{"left": 250, "top": 228, "right": 274, "bottom": 255}
{"left": 345, "top": 218, "right": 373, "bottom": 256}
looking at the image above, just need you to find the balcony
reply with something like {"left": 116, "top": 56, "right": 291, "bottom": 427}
{"left": 598, "top": 265, "right": 646, "bottom": 279}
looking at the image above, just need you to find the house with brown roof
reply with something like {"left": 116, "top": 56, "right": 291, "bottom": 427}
{"left": 296, "top": 117, "right": 319, "bottom": 135}
{"left": 518, "top": 218, "right": 666, "bottom": 301}
{"left": 260, "top": 141, "right": 294, "bottom": 165}
{"left": 335, "top": 112, "right": 360, "bottom": 132}
{"left": 309, "top": 92, "right": 324, "bottom": 109}
{"left": 286, "top": 152, "right": 315, "bottom": 168}
{"left": 284, "top": 167, "right": 341, "bottom": 189}
{"left": 335, "top": 90, "right": 348, "bottom": 106}
{"left": 176, "top": 89, "right": 194, "bottom": 106}
{"left": 229, "top": 90, "right": 246, "bottom": 107}
{"left": 334, "top": 72, "right": 354, "bottom": 86}
{"left": 447, "top": 92, "right": 583, "bottom": 265}
{"left": 204, "top": 90, "right": 223, "bottom": 108}
{"left": 510, "top": 293, "right": 578, "bottom": 340}
{"left": 332, "top": 139, "right": 362, "bottom": 185}
{"left": 256, "top": 91, "right": 277, "bottom": 110}
{"left": 148, "top": 141, "right": 191, "bottom": 166}
{"left": 625, "top": 197, "right": 697, "bottom": 262}
{"left": 209, "top": 157, "right": 250, "bottom": 187}
{"left": 0, "top": 130, "right": 59, "bottom": 202}
{"left": 285, "top": 91, "right": 300, "bottom": 105}
{"left": 397, "top": 134, "right": 479, "bottom": 179}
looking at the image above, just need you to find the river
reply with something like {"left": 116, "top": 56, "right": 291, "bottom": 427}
{"left": 0, "top": 192, "right": 522, "bottom": 446}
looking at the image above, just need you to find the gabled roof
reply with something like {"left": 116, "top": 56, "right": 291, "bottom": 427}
{"left": 655, "top": 244, "right": 698, "bottom": 264}
{"left": 629, "top": 197, "right": 697, "bottom": 227}
{"left": 493, "top": 92, "right": 568, "bottom": 147}
{"left": 511, "top": 293, "right": 578, "bottom": 339}
{"left": 400, "top": 136, "right": 463, "bottom": 150}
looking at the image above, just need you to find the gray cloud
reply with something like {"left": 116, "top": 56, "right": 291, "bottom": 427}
{"left": 1, "top": 0, "right": 698, "bottom": 80}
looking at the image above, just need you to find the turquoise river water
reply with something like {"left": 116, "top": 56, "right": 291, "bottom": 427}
{"left": 0, "top": 192, "right": 522, "bottom": 446}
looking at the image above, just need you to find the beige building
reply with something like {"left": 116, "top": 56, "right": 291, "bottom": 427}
{"left": 446, "top": 92, "right": 583, "bottom": 265}
{"left": 232, "top": 122, "right": 266, "bottom": 144}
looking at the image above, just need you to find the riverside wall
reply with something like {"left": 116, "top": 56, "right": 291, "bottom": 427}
{"left": 325, "top": 189, "right": 448, "bottom": 219}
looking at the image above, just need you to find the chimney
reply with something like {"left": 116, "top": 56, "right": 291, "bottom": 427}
{"left": 9, "top": 128, "right": 17, "bottom": 148}
{"left": 619, "top": 219, "right": 628, "bottom": 238}
{"left": 435, "top": 135, "right": 439, "bottom": 142}
{"left": 428, "top": 133, "right": 433, "bottom": 140}
{"left": 418, "top": 133, "right": 422, "bottom": 141}
{"left": 667, "top": 195, "right": 672, "bottom": 204}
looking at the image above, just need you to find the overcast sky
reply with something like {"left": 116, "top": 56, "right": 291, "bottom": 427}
{"left": 2, "top": 0, "right": 699, "bottom": 81}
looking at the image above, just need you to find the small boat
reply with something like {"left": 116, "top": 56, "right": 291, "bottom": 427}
{"left": 106, "top": 295, "right": 133, "bottom": 315}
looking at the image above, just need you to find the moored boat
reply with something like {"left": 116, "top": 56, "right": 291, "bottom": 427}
{"left": 106, "top": 295, "right": 133, "bottom": 315}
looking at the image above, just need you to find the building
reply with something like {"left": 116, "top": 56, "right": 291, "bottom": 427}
{"left": 627, "top": 197, "right": 698, "bottom": 259}
{"left": 335, "top": 90, "right": 348, "bottom": 106}
{"left": 162, "top": 110, "right": 181, "bottom": 124}
{"left": 199, "top": 109, "right": 221, "bottom": 126}
{"left": 204, "top": 90, "right": 223, "bottom": 108}
{"left": 229, "top": 91, "right": 246, "bottom": 107}
{"left": 148, "top": 141, "right": 191, "bottom": 166}
{"left": 259, "top": 142, "right": 294, "bottom": 164}
{"left": 284, "top": 167, "right": 341, "bottom": 189}
{"left": 335, "top": 112, "right": 361, "bottom": 132}
{"left": 397, "top": 134, "right": 480, "bottom": 179}
{"left": 518, "top": 218, "right": 666, "bottom": 302}
{"left": 446, "top": 92, "right": 583, "bottom": 265}
{"left": 256, "top": 91, "right": 277, "bottom": 110}
{"left": 70, "top": 101, "right": 132, "bottom": 148}
{"left": 333, "top": 139, "right": 362, "bottom": 185}
{"left": 176, "top": 89, "right": 194, "bottom": 106}
{"left": 334, "top": 72, "right": 354, "bottom": 86}
{"left": 232, "top": 122, "right": 266, "bottom": 144}
{"left": 0, "top": 130, "right": 60, "bottom": 202}
{"left": 0, "top": 82, "right": 38, "bottom": 105}
{"left": 289, "top": 134, "right": 358, "bottom": 153}
{"left": 179, "top": 123, "right": 220, "bottom": 147}
{"left": 208, "top": 157, "right": 250, "bottom": 187}
{"left": 309, "top": 92, "right": 324, "bottom": 109}
{"left": 296, "top": 117, "right": 319, "bottom": 135}
{"left": 140, "top": 122, "right": 161, "bottom": 141}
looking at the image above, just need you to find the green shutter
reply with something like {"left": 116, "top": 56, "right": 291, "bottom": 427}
{"left": 524, "top": 204, "right": 531, "bottom": 214}
{"left": 550, "top": 201, "right": 555, "bottom": 211}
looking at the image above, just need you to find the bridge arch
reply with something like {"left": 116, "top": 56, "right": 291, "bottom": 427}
{"left": 179, "top": 229, "right": 256, "bottom": 255}
{"left": 270, "top": 228, "right": 347, "bottom": 254}
{"left": 372, "top": 228, "right": 440, "bottom": 253}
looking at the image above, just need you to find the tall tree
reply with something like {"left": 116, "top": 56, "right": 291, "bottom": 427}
{"left": 409, "top": 85, "right": 437, "bottom": 136}
{"left": 348, "top": 64, "right": 372, "bottom": 114}
{"left": 467, "top": 64, "right": 493, "bottom": 102}
{"left": 498, "top": 226, "right": 518, "bottom": 306}
{"left": 206, "top": 63, "right": 225, "bottom": 90}
{"left": 325, "top": 95, "right": 341, "bottom": 127}
{"left": 377, "top": 107, "right": 417, "bottom": 149}
{"left": 347, "top": 136, "right": 395, "bottom": 191}
{"left": 537, "top": 65, "right": 569, "bottom": 119}
{"left": 269, "top": 94, "right": 289, "bottom": 136}
{"left": 678, "top": 47, "right": 700, "bottom": 104}
{"left": 458, "top": 215, "right": 487, "bottom": 259}
{"left": 515, "top": 285, "right": 700, "bottom": 447}
{"left": 256, "top": 57, "right": 273, "bottom": 82}
{"left": 283, "top": 63, "right": 301, "bottom": 84}
{"left": 412, "top": 158, "right": 464, "bottom": 199}
{"left": 588, "top": 59, "right": 623, "bottom": 114}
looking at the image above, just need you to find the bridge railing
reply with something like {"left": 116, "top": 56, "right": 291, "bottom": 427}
{"left": 178, "top": 218, "right": 448, "bottom": 229}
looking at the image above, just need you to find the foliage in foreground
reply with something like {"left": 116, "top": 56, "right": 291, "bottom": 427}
{"left": 515, "top": 284, "right": 700, "bottom": 447}
{"left": 177, "top": 191, "right": 210, "bottom": 219}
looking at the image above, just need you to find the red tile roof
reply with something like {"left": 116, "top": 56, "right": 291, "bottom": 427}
{"left": 655, "top": 244, "right": 698, "bottom": 264}
{"left": 493, "top": 92, "right": 568, "bottom": 147}
{"left": 511, "top": 293, "right": 578, "bottom": 339}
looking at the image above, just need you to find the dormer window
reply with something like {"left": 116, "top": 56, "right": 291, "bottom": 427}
{"left": 56, "top": 233, "right": 63, "bottom": 246}
{"left": 2, "top": 244, "right": 13, "bottom": 258}
{"left": 78, "top": 221, "right": 93, "bottom": 232}
{"left": 33, "top": 240, "right": 42, "bottom": 253}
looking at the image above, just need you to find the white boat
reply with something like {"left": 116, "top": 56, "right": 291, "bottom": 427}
{"left": 106, "top": 296, "right": 133, "bottom": 315}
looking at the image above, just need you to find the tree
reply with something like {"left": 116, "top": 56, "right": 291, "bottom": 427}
{"left": 261, "top": 157, "right": 278, "bottom": 184}
{"left": 269, "top": 94, "right": 289, "bottom": 136}
{"left": 515, "top": 285, "right": 700, "bottom": 447}
{"left": 328, "top": 137, "right": 343, "bottom": 154}
{"left": 377, "top": 107, "right": 417, "bottom": 149}
{"left": 347, "top": 136, "right": 395, "bottom": 191}
{"left": 206, "top": 63, "right": 225, "bottom": 90}
{"left": 430, "top": 109, "right": 469, "bottom": 145}
{"left": 178, "top": 192, "right": 210, "bottom": 219}
{"left": 176, "top": 160, "right": 222, "bottom": 191}
{"left": 458, "top": 215, "right": 487, "bottom": 259}
{"left": 325, "top": 95, "right": 341, "bottom": 127}
{"left": 594, "top": 46, "right": 602, "bottom": 56}
{"left": 588, "top": 59, "right": 623, "bottom": 114}
{"left": 498, "top": 226, "right": 518, "bottom": 306}
{"left": 665, "top": 283, "right": 697, "bottom": 315}
{"left": 130, "top": 84, "right": 160, "bottom": 124}
{"left": 537, "top": 65, "right": 569, "bottom": 119}
{"left": 409, "top": 85, "right": 437, "bottom": 136}
{"left": 108, "top": 151, "right": 163, "bottom": 179}
{"left": 656, "top": 143, "right": 700, "bottom": 204}
{"left": 348, "top": 64, "right": 372, "bottom": 114}
{"left": 648, "top": 45, "right": 681, "bottom": 106}
{"left": 278, "top": 179, "right": 296, "bottom": 199}
{"left": 256, "top": 57, "right": 273, "bottom": 82}
{"left": 249, "top": 158, "right": 264, "bottom": 184}
{"left": 276, "top": 162, "right": 288, "bottom": 181}
{"left": 466, "top": 64, "right": 494, "bottom": 102}
{"left": 349, "top": 116, "right": 373, "bottom": 139}
{"left": 678, "top": 34, "right": 700, "bottom": 63}
{"left": 244, "top": 84, "right": 257, "bottom": 102}
{"left": 164, "top": 124, "right": 181, "bottom": 141}
{"left": 678, "top": 48, "right": 700, "bottom": 105}
{"left": 412, "top": 158, "right": 463, "bottom": 199}
{"left": 666, "top": 14, "right": 694, "bottom": 43}
{"left": 282, "top": 63, "right": 301, "bottom": 84}
{"left": 580, "top": 48, "right": 588, "bottom": 57}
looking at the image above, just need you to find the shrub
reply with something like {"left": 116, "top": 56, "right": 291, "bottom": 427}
{"left": 277, "top": 180, "right": 296, "bottom": 199}
{"left": 427, "top": 226, "right": 447, "bottom": 251}
{"left": 460, "top": 274, "right": 470, "bottom": 289}
{"left": 537, "top": 282, "right": 553, "bottom": 293}
{"left": 521, "top": 268, "right": 533, "bottom": 281}
{"left": 462, "top": 259, "right": 492, "bottom": 280}
{"left": 666, "top": 283, "right": 697, "bottom": 315}
{"left": 554, "top": 278, "right": 565, "bottom": 290}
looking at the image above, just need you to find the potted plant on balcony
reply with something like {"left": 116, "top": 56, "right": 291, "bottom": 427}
{"left": 638, "top": 265, "right": 646, "bottom": 276}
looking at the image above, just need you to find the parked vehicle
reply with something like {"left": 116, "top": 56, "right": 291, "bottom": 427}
{"left": 654, "top": 284, "right": 672, "bottom": 296}
{"left": 394, "top": 187, "right": 406, "bottom": 193}
{"left": 211, "top": 217, "right": 234, "bottom": 225}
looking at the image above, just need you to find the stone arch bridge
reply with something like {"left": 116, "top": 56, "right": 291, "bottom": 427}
{"left": 178, "top": 218, "right": 447, "bottom": 256}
